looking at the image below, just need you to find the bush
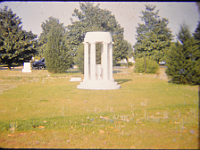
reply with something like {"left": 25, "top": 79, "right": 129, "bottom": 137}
{"left": 76, "top": 43, "right": 84, "bottom": 74}
{"left": 134, "top": 57, "right": 159, "bottom": 74}
{"left": 128, "top": 62, "right": 134, "bottom": 67}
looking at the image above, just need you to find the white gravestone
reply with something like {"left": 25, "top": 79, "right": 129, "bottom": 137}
{"left": 77, "top": 31, "right": 121, "bottom": 90}
{"left": 22, "top": 62, "right": 31, "bottom": 73}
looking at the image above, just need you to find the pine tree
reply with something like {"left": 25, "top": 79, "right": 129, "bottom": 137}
{"left": 37, "top": 17, "right": 60, "bottom": 58}
{"left": 134, "top": 4, "right": 173, "bottom": 63}
{"left": 0, "top": 6, "right": 37, "bottom": 70}
{"left": 166, "top": 23, "right": 199, "bottom": 85}
{"left": 192, "top": 21, "right": 200, "bottom": 106}
{"left": 44, "top": 18, "right": 73, "bottom": 73}
{"left": 66, "top": 2, "right": 129, "bottom": 73}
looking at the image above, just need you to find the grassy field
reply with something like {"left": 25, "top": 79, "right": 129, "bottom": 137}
{"left": 0, "top": 66, "right": 199, "bottom": 148}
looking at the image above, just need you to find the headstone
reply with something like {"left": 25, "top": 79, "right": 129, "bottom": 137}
{"left": 22, "top": 62, "right": 31, "bottom": 73}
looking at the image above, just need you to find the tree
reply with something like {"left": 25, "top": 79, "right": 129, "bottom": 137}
{"left": 196, "top": 2, "right": 200, "bottom": 15}
{"left": 166, "top": 23, "right": 200, "bottom": 85}
{"left": 66, "top": 2, "right": 129, "bottom": 73}
{"left": 133, "top": 4, "right": 173, "bottom": 63}
{"left": 127, "top": 40, "right": 133, "bottom": 58}
{"left": 44, "top": 18, "right": 73, "bottom": 73}
{"left": 0, "top": 6, "right": 37, "bottom": 70}
{"left": 37, "top": 17, "right": 60, "bottom": 58}
{"left": 193, "top": 21, "right": 200, "bottom": 108}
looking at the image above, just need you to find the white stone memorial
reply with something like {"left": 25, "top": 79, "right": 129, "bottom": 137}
{"left": 22, "top": 62, "right": 31, "bottom": 73}
{"left": 77, "top": 31, "right": 121, "bottom": 90}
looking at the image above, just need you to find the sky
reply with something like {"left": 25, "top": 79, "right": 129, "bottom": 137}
{"left": 0, "top": 1, "right": 199, "bottom": 46}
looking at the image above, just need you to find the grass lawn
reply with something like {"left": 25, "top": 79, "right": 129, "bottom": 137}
{"left": 0, "top": 66, "right": 199, "bottom": 148}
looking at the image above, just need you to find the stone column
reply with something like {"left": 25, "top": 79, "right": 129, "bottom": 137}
{"left": 101, "top": 43, "right": 104, "bottom": 79}
{"left": 103, "top": 42, "right": 108, "bottom": 81}
{"left": 90, "top": 42, "right": 96, "bottom": 80}
{"left": 83, "top": 42, "right": 89, "bottom": 81}
{"left": 109, "top": 42, "right": 114, "bottom": 81}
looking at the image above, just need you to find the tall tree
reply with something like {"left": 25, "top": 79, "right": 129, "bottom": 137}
{"left": 66, "top": 2, "right": 128, "bottom": 72}
{"left": 44, "top": 17, "right": 73, "bottom": 73}
{"left": 0, "top": 6, "right": 37, "bottom": 70}
{"left": 193, "top": 21, "right": 200, "bottom": 109}
{"left": 166, "top": 23, "right": 200, "bottom": 85}
{"left": 37, "top": 17, "right": 60, "bottom": 58}
{"left": 134, "top": 4, "right": 173, "bottom": 63}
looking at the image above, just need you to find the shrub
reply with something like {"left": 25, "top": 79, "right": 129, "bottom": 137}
{"left": 76, "top": 43, "right": 84, "bottom": 74}
{"left": 128, "top": 62, "right": 134, "bottom": 67}
{"left": 134, "top": 57, "right": 159, "bottom": 74}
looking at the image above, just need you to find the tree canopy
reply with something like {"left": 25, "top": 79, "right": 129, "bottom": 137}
{"left": 37, "top": 17, "right": 61, "bottom": 58}
{"left": 133, "top": 4, "right": 173, "bottom": 63}
{"left": 0, "top": 6, "right": 37, "bottom": 69}
{"left": 166, "top": 23, "right": 200, "bottom": 85}
{"left": 65, "top": 2, "right": 129, "bottom": 72}
{"left": 43, "top": 17, "right": 73, "bottom": 73}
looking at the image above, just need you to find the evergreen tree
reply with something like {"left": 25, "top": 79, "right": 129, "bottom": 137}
{"left": 193, "top": 21, "right": 200, "bottom": 105}
{"left": 37, "top": 17, "right": 60, "bottom": 58}
{"left": 0, "top": 6, "right": 37, "bottom": 70}
{"left": 166, "top": 23, "right": 200, "bottom": 85}
{"left": 44, "top": 19, "right": 73, "bottom": 73}
{"left": 134, "top": 4, "right": 173, "bottom": 63}
{"left": 66, "top": 2, "right": 128, "bottom": 73}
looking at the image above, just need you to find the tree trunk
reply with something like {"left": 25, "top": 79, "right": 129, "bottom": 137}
{"left": 7, "top": 63, "right": 11, "bottom": 70}
{"left": 198, "top": 84, "right": 200, "bottom": 109}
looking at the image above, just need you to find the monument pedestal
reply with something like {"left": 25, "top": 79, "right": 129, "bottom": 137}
{"left": 77, "top": 80, "right": 121, "bottom": 90}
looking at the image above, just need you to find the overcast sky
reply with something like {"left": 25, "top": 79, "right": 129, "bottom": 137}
{"left": 0, "top": 1, "right": 199, "bottom": 46}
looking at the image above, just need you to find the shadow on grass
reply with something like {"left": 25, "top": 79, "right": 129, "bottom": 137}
{"left": 66, "top": 69, "right": 81, "bottom": 73}
{"left": 113, "top": 70, "right": 122, "bottom": 74}
{"left": 115, "top": 79, "right": 132, "bottom": 85}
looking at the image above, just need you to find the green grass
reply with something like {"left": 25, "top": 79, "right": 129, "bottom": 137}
{"left": 0, "top": 67, "right": 198, "bottom": 148}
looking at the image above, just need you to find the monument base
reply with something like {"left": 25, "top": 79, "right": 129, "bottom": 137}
{"left": 77, "top": 80, "right": 121, "bottom": 90}
{"left": 22, "top": 69, "right": 31, "bottom": 73}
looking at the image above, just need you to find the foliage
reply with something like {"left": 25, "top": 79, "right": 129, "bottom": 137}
{"left": 127, "top": 40, "right": 133, "bottom": 58}
{"left": 120, "top": 62, "right": 134, "bottom": 67}
{"left": 166, "top": 23, "right": 200, "bottom": 85}
{"left": 0, "top": 6, "right": 37, "bottom": 70}
{"left": 134, "top": 57, "right": 159, "bottom": 74}
{"left": 37, "top": 17, "right": 61, "bottom": 58}
{"left": 133, "top": 4, "right": 173, "bottom": 63}
{"left": 44, "top": 18, "right": 73, "bottom": 73}
{"left": 75, "top": 43, "right": 84, "bottom": 73}
{"left": 192, "top": 21, "right": 200, "bottom": 86}
{"left": 128, "top": 61, "right": 134, "bottom": 67}
{"left": 66, "top": 2, "right": 129, "bottom": 72}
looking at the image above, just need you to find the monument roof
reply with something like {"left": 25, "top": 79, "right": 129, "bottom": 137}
{"left": 84, "top": 31, "right": 113, "bottom": 43}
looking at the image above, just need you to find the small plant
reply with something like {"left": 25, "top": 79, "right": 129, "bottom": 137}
{"left": 134, "top": 57, "right": 159, "bottom": 74}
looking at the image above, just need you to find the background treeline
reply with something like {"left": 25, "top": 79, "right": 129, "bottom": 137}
{"left": 0, "top": 2, "right": 199, "bottom": 88}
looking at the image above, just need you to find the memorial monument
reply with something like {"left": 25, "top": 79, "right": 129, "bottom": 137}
{"left": 77, "top": 31, "right": 121, "bottom": 90}
{"left": 22, "top": 62, "right": 31, "bottom": 73}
